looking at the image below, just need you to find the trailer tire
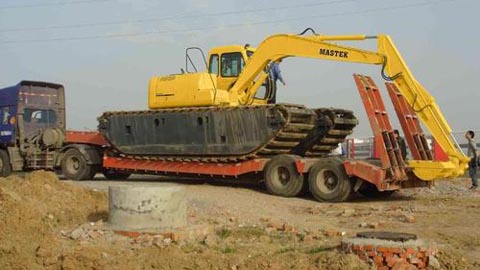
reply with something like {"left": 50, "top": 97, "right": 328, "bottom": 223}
{"left": 61, "top": 148, "right": 97, "bottom": 180}
{"left": 102, "top": 169, "right": 131, "bottom": 180}
{"left": 358, "top": 182, "right": 396, "bottom": 199}
{"left": 264, "top": 155, "right": 304, "bottom": 197}
{"left": 0, "top": 149, "right": 12, "bottom": 177}
{"left": 308, "top": 158, "right": 352, "bottom": 202}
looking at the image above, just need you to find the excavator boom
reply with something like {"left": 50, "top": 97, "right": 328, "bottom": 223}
{"left": 230, "top": 32, "right": 468, "bottom": 180}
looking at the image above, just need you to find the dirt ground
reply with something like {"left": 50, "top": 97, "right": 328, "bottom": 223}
{"left": 1, "top": 171, "right": 479, "bottom": 270}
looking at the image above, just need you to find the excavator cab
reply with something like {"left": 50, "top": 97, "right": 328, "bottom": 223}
{"left": 207, "top": 45, "right": 273, "bottom": 104}
{"left": 148, "top": 44, "right": 268, "bottom": 109}
{"left": 207, "top": 45, "right": 254, "bottom": 91}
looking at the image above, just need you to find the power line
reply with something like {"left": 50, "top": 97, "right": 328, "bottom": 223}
{"left": 0, "top": 0, "right": 460, "bottom": 45}
{"left": 0, "top": 0, "right": 112, "bottom": 10}
{"left": 0, "top": 0, "right": 355, "bottom": 33}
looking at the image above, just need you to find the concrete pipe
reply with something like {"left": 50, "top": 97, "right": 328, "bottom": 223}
{"left": 108, "top": 185, "right": 187, "bottom": 231}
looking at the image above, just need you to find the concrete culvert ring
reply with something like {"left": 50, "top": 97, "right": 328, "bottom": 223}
{"left": 308, "top": 158, "right": 352, "bottom": 202}
{"left": 264, "top": 154, "right": 304, "bottom": 197}
{"left": 108, "top": 185, "right": 187, "bottom": 231}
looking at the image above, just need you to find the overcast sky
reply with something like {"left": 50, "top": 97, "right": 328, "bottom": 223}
{"left": 0, "top": 0, "right": 478, "bottom": 137}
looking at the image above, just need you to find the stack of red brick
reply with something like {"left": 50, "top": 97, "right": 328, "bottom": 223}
{"left": 342, "top": 241, "right": 438, "bottom": 270}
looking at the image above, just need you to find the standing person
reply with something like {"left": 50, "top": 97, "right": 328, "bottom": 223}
{"left": 394, "top": 129, "right": 407, "bottom": 160}
{"left": 268, "top": 59, "right": 286, "bottom": 104}
{"left": 465, "top": 130, "right": 478, "bottom": 190}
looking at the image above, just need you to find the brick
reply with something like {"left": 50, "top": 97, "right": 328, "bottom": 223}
{"left": 387, "top": 256, "right": 401, "bottom": 267}
{"left": 405, "top": 248, "right": 416, "bottom": 255}
{"left": 390, "top": 247, "right": 403, "bottom": 254}
{"left": 358, "top": 252, "right": 368, "bottom": 260}
{"left": 364, "top": 244, "right": 374, "bottom": 251}
{"left": 417, "top": 251, "right": 425, "bottom": 258}
{"left": 383, "top": 252, "right": 393, "bottom": 259}
{"left": 373, "top": 256, "right": 384, "bottom": 266}
{"left": 409, "top": 257, "right": 421, "bottom": 264}
{"left": 377, "top": 267, "right": 389, "bottom": 270}
{"left": 377, "top": 246, "right": 390, "bottom": 253}
{"left": 367, "top": 251, "right": 377, "bottom": 257}
{"left": 170, "top": 233, "right": 180, "bottom": 242}
{"left": 114, "top": 230, "right": 141, "bottom": 238}
{"left": 324, "top": 230, "right": 341, "bottom": 237}
{"left": 353, "top": 244, "right": 363, "bottom": 251}
{"left": 416, "top": 260, "right": 426, "bottom": 269}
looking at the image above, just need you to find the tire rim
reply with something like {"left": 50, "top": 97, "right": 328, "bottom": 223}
{"left": 273, "top": 166, "right": 291, "bottom": 186}
{"left": 66, "top": 156, "right": 81, "bottom": 174}
{"left": 316, "top": 169, "right": 339, "bottom": 194}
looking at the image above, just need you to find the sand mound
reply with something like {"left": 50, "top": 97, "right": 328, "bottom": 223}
{"left": 0, "top": 171, "right": 107, "bottom": 269}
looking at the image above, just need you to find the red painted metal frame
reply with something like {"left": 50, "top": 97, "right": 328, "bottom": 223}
{"left": 353, "top": 74, "right": 407, "bottom": 181}
{"left": 103, "top": 155, "right": 308, "bottom": 178}
{"left": 386, "top": 83, "right": 433, "bottom": 161}
{"left": 343, "top": 160, "right": 402, "bottom": 190}
{"left": 65, "top": 130, "right": 109, "bottom": 146}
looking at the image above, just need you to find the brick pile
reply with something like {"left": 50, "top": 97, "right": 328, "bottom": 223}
{"left": 342, "top": 237, "right": 438, "bottom": 270}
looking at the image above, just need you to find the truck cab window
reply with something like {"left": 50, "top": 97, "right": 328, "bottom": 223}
{"left": 24, "top": 108, "right": 57, "bottom": 124}
{"left": 221, "top": 52, "right": 245, "bottom": 77}
{"left": 209, "top": 54, "right": 219, "bottom": 75}
{"left": 2, "top": 107, "right": 9, "bottom": 125}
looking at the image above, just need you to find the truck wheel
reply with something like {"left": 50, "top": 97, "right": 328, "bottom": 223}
{"left": 264, "top": 155, "right": 304, "bottom": 197}
{"left": 308, "top": 158, "right": 352, "bottom": 202}
{"left": 0, "top": 149, "right": 12, "bottom": 177}
{"left": 102, "top": 169, "right": 131, "bottom": 180}
{"left": 61, "top": 148, "right": 97, "bottom": 180}
{"left": 358, "top": 182, "right": 396, "bottom": 199}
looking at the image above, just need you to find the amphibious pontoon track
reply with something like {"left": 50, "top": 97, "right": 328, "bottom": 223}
{"left": 98, "top": 104, "right": 357, "bottom": 162}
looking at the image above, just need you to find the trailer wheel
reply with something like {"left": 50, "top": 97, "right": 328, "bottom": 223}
{"left": 308, "top": 158, "right": 352, "bottom": 202}
{"left": 61, "top": 148, "right": 97, "bottom": 180}
{"left": 358, "top": 182, "right": 396, "bottom": 199}
{"left": 264, "top": 155, "right": 304, "bottom": 197}
{"left": 102, "top": 169, "right": 131, "bottom": 180}
{"left": 0, "top": 149, "right": 12, "bottom": 177}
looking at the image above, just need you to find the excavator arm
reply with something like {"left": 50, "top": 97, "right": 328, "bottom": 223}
{"left": 231, "top": 32, "right": 469, "bottom": 180}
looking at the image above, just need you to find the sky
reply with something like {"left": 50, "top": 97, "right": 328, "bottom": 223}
{"left": 0, "top": 0, "right": 479, "bottom": 137}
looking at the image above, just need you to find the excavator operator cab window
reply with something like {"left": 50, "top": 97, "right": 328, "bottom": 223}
{"left": 209, "top": 54, "right": 219, "bottom": 75}
{"left": 221, "top": 52, "right": 244, "bottom": 77}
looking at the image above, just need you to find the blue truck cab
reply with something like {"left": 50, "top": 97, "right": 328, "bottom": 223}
{"left": 0, "top": 81, "right": 66, "bottom": 176}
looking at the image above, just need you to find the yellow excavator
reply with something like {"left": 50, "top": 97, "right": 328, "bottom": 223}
{"left": 99, "top": 28, "right": 469, "bottom": 184}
